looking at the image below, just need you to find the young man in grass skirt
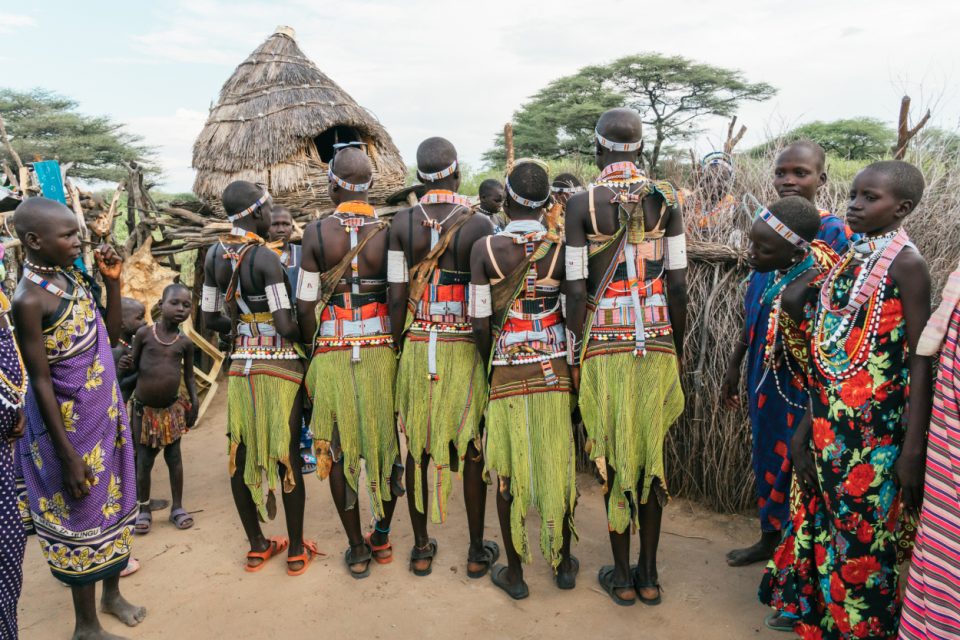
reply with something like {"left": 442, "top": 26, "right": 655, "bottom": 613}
{"left": 202, "top": 181, "right": 319, "bottom": 576}
{"left": 12, "top": 198, "right": 145, "bottom": 638}
{"left": 297, "top": 146, "right": 402, "bottom": 579}
{"left": 564, "top": 108, "right": 688, "bottom": 607}
{"left": 388, "top": 137, "right": 498, "bottom": 577}
{"left": 470, "top": 160, "right": 578, "bottom": 600}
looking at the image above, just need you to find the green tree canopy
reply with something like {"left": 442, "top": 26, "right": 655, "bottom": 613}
{"left": 750, "top": 118, "right": 896, "bottom": 160}
{"left": 485, "top": 53, "right": 776, "bottom": 174}
{"left": 0, "top": 88, "right": 156, "bottom": 183}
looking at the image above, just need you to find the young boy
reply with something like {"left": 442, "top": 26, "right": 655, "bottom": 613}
{"left": 722, "top": 140, "right": 854, "bottom": 567}
{"left": 12, "top": 197, "right": 145, "bottom": 637}
{"left": 471, "top": 160, "right": 578, "bottom": 600}
{"left": 129, "top": 283, "right": 198, "bottom": 534}
{"left": 788, "top": 160, "right": 931, "bottom": 638}
{"left": 115, "top": 297, "right": 145, "bottom": 402}
{"left": 478, "top": 178, "right": 507, "bottom": 232}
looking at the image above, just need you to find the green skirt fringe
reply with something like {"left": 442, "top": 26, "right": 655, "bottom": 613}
{"left": 305, "top": 346, "right": 398, "bottom": 520}
{"left": 485, "top": 389, "right": 577, "bottom": 568}
{"left": 227, "top": 373, "right": 300, "bottom": 521}
{"left": 580, "top": 350, "right": 683, "bottom": 534}
{"left": 395, "top": 335, "right": 487, "bottom": 524}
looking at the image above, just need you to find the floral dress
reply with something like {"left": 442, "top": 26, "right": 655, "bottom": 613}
{"left": 777, "top": 261, "right": 911, "bottom": 639}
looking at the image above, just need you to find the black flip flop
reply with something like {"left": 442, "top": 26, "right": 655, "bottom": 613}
{"left": 598, "top": 565, "right": 635, "bottom": 606}
{"left": 632, "top": 565, "right": 662, "bottom": 606}
{"left": 345, "top": 542, "right": 373, "bottom": 580}
{"left": 490, "top": 564, "right": 529, "bottom": 600}
{"left": 555, "top": 555, "right": 579, "bottom": 590}
{"left": 410, "top": 538, "right": 438, "bottom": 577}
{"left": 467, "top": 540, "right": 500, "bottom": 579}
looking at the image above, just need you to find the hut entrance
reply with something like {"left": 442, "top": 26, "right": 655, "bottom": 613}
{"left": 314, "top": 125, "right": 363, "bottom": 163}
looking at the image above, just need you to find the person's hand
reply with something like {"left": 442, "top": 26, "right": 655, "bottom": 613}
{"left": 790, "top": 431, "right": 818, "bottom": 496}
{"left": 186, "top": 403, "right": 199, "bottom": 429}
{"left": 118, "top": 353, "right": 133, "bottom": 372}
{"left": 7, "top": 410, "right": 25, "bottom": 444}
{"left": 570, "top": 365, "right": 580, "bottom": 392}
{"left": 894, "top": 449, "right": 925, "bottom": 517}
{"left": 720, "top": 364, "right": 741, "bottom": 410}
{"left": 94, "top": 244, "right": 122, "bottom": 281}
{"left": 62, "top": 453, "right": 95, "bottom": 499}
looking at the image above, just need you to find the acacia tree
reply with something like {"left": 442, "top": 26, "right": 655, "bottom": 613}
{"left": 0, "top": 88, "right": 156, "bottom": 183}
{"left": 486, "top": 53, "right": 776, "bottom": 173}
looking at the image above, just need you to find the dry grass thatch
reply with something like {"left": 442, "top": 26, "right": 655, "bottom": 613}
{"left": 192, "top": 26, "right": 406, "bottom": 210}
{"left": 665, "top": 136, "right": 960, "bottom": 514}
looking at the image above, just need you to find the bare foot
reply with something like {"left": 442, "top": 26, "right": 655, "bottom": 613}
{"left": 148, "top": 498, "right": 169, "bottom": 511}
{"left": 101, "top": 591, "right": 147, "bottom": 627}
{"left": 72, "top": 626, "right": 130, "bottom": 640}
{"left": 726, "top": 533, "right": 778, "bottom": 567}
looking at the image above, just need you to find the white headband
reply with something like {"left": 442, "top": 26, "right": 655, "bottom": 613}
{"left": 328, "top": 168, "right": 371, "bottom": 192}
{"left": 744, "top": 193, "right": 809, "bottom": 249}
{"left": 505, "top": 177, "right": 549, "bottom": 209}
{"left": 227, "top": 190, "right": 271, "bottom": 222}
{"left": 417, "top": 159, "right": 458, "bottom": 182}
{"left": 595, "top": 129, "right": 642, "bottom": 152}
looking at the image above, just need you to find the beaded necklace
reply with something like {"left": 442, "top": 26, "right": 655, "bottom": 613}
{"left": 419, "top": 190, "right": 472, "bottom": 209}
{"left": 597, "top": 162, "right": 646, "bottom": 185}
{"left": 23, "top": 267, "right": 85, "bottom": 300}
{"left": 152, "top": 323, "right": 181, "bottom": 347}
{"left": 813, "top": 228, "right": 909, "bottom": 381}
{"left": 24, "top": 259, "right": 60, "bottom": 275}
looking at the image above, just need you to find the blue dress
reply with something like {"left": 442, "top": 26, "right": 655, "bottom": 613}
{"left": 744, "top": 212, "right": 854, "bottom": 532}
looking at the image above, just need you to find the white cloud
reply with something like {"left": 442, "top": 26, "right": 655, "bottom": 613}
{"left": 124, "top": 108, "right": 207, "bottom": 190}
{"left": 0, "top": 14, "right": 35, "bottom": 34}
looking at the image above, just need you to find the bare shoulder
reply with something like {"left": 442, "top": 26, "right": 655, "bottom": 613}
{"left": 889, "top": 244, "right": 930, "bottom": 285}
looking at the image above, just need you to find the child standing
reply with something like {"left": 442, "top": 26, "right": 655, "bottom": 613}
{"left": 722, "top": 140, "right": 854, "bottom": 567}
{"left": 130, "top": 283, "right": 198, "bottom": 534}
{"left": 114, "top": 296, "right": 146, "bottom": 402}
{"left": 789, "top": 160, "right": 932, "bottom": 639}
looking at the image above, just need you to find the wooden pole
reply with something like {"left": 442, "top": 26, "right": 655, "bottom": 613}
{"left": 723, "top": 115, "right": 747, "bottom": 155}
{"left": 0, "top": 115, "right": 23, "bottom": 172}
{"left": 504, "top": 123, "right": 515, "bottom": 174}
{"left": 892, "top": 95, "right": 931, "bottom": 160}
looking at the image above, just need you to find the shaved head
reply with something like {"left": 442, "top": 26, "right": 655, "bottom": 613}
{"left": 330, "top": 146, "right": 373, "bottom": 185}
{"left": 121, "top": 297, "right": 145, "bottom": 314}
{"left": 222, "top": 181, "right": 266, "bottom": 217}
{"left": 596, "top": 108, "right": 642, "bottom": 143}
{"left": 13, "top": 197, "right": 74, "bottom": 239}
{"left": 416, "top": 137, "right": 458, "bottom": 174}
{"left": 780, "top": 140, "right": 826, "bottom": 172}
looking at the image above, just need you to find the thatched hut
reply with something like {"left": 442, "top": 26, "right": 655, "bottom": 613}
{"left": 192, "top": 26, "right": 406, "bottom": 212}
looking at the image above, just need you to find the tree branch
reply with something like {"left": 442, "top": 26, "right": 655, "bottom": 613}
{"left": 0, "top": 115, "right": 24, "bottom": 171}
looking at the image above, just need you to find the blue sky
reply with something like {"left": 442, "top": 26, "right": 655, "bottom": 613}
{"left": 3, "top": 0, "right": 958, "bottom": 192}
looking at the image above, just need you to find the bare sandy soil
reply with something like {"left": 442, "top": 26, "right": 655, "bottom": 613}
{"left": 19, "top": 389, "right": 784, "bottom": 640}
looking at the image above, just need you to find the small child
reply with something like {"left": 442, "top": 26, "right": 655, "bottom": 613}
{"left": 478, "top": 178, "right": 507, "bottom": 231}
{"left": 130, "top": 283, "right": 198, "bottom": 534}
{"left": 781, "top": 160, "right": 932, "bottom": 638}
{"left": 114, "top": 297, "right": 146, "bottom": 403}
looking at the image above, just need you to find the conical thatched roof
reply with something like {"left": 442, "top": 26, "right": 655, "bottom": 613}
{"left": 192, "top": 26, "right": 405, "bottom": 209}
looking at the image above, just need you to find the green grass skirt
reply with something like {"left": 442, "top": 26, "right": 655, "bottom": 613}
{"left": 395, "top": 334, "right": 487, "bottom": 523}
{"left": 227, "top": 373, "right": 301, "bottom": 522}
{"left": 580, "top": 350, "right": 683, "bottom": 533}
{"left": 486, "top": 389, "right": 577, "bottom": 568}
{"left": 305, "top": 346, "right": 398, "bottom": 520}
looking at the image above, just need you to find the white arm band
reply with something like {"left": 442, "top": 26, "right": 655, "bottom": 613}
{"left": 469, "top": 283, "right": 492, "bottom": 318}
{"left": 387, "top": 250, "right": 408, "bottom": 283}
{"left": 560, "top": 293, "right": 567, "bottom": 319}
{"left": 664, "top": 234, "right": 688, "bottom": 270}
{"left": 565, "top": 245, "right": 588, "bottom": 280}
{"left": 296, "top": 268, "right": 320, "bottom": 302}
{"left": 201, "top": 284, "right": 221, "bottom": 312}
{"left": 265, "top": 282, "right": 291, "bottom": 312}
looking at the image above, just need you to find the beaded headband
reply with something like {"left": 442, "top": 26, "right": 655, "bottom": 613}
{"left": 744, "top": 193, "right": 809, "bottom": 249}
{"left": 332, "top": 141, "right": 367, "bottom": 152}
{"left": 551, "top": 184, "right": 583, "bottom": 194}
{"left": 417, "top": 159, "right": 458, "bottom": 182}
{"left": 227, "top": 190, "right": 271, "bottom": 223}
{"left": 702, "top": 151, "right": 733, "bottom": 169}
{"left": 595, "top": 129, "right": 642, "bottom": 152}
{"left": 505, "top": 177, "right": 549, "bottom": 209}
{"left": 328, "top": 168, "right": 371, "bottom": 192}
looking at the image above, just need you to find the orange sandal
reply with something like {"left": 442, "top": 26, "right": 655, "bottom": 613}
{"left": 365, "top": 531, "right": 393, "bottom": 565}
{"left": 287, "top": 540, "right": 324, "bottom": 577}
{"left": 245, "top": 536, "right": 289, "bottom": 573}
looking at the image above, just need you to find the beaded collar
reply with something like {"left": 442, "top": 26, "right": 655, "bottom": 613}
{"left": 597, "top": 162, "right": 646, "bottom": 185}
{"left": 419, "top": 190, "right": 472, "bottom": 209}
{"left": 478, "top": 207, "right": 501, "bottom": 217}
{"left": 500, "top": 219, "right": 546, "bottom": 244}
{"left": 819, "top": 228, "right": 908, "bottom": 317}
{"left": 23, "top": 267, "right": 85, "bottom": 300}
{"left": 334, "top": 201, "right": 377, "bottom": 217}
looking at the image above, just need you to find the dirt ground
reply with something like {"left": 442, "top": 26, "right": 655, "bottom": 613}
{"left": 19, "top": 389, "right": 785, "bottom": 640}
